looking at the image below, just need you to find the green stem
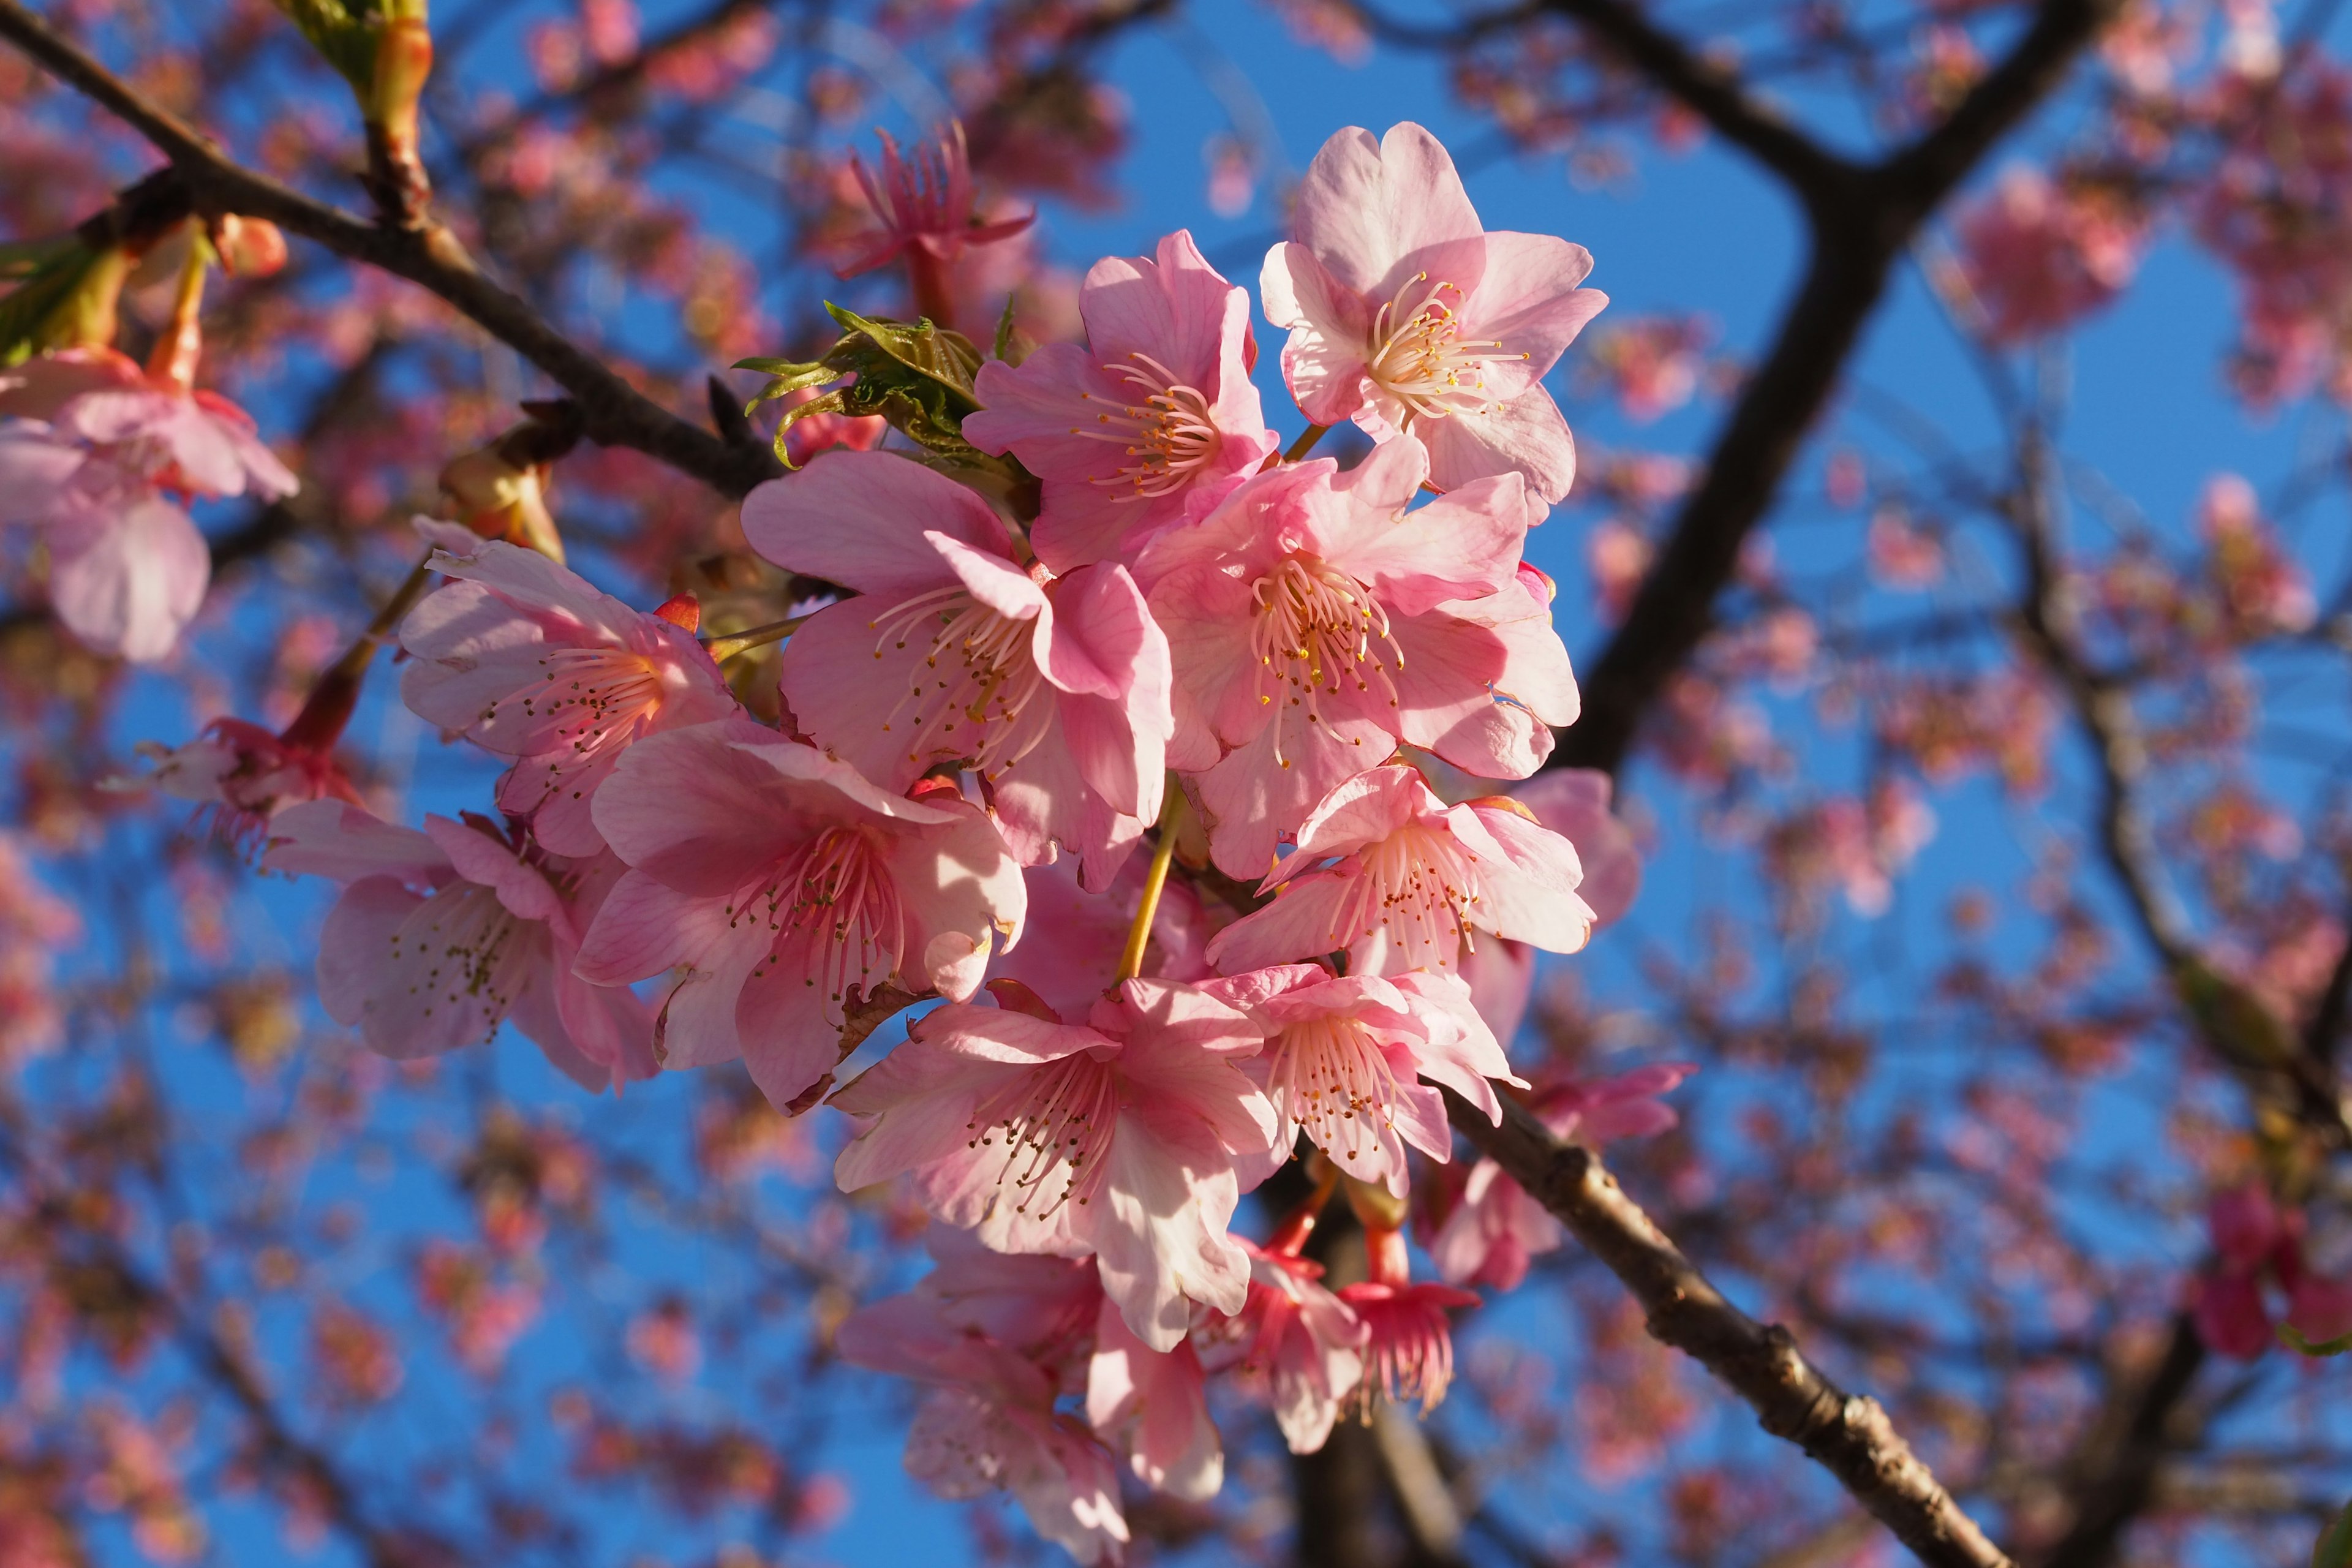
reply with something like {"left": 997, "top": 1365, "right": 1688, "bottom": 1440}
{"left": 702, "top": 614, "right": 805, "bottom": 663}
{"left": 1115, "top": 784, "right": 1186, "bottom": 984}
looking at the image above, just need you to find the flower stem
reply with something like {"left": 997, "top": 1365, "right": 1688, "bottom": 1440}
{"left": 1115, "top": 782, "right": 1186, "bottom": 984}
{"left": 702, "top": 614, "right": 805, "bottom": 664}
{"left": 1283, "top": 423, "right": 1329, "bottom": 463}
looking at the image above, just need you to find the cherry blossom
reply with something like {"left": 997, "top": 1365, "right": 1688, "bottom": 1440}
{"left": 1206, "top": 765, "right": 1595, "bottom": 977}
{"left": 963, "top": 230, "right": 1277, "bottom": 571}
{"left": 831, "top": 977, "right": 1277, "bottom": 1350}
{"left": 1211, "top": 962, "right": 1520, "bottom": 1194}
{"left": 398, "top": 538, "right": 740, "bottom": 856}
{"left": 1430, "top": 1064, "right": 1695, "bottom": 1290}
{"left": 0, "top": 347, "right": 296, "bottom": 662}
{"left": 832, "top": 123, "right": 1035, "bottom": 282}
{"left": 1195, "top": 1242, "right": 1367, "bottom": 1455}
{"left": 1952, "top": 165, "right": 2144, "bottom": 343}
{"left": 260, "top": 800, "right": 655, "bottom": 1091}
{"left": 574, "top": 718, "right": 1025, "bottom": 1110}
{"left": 138, "top": 717, "right": 363, "bottom": 855}
{"left": 1260, "top": 121, "right": 1606, "bottom": 503}
{"left": 836, "top": 1265, "right": 1126, "bottom": 1564}
{"left": 746, "top": 451, "right": 1173, "bottom": 883}
{"left": 1139, "top": 438, "right": 1575, "bottom": 878}
{"left": 1085, "top": 1295, "right": 1223, "bottom": 1501}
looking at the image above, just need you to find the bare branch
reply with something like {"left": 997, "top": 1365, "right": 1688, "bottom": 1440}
{"left": 1446, "top": 1090, "right": 2015, "bottom": 1568}
{"left": 0, "top": 0, "right": 781, "bottom": 499}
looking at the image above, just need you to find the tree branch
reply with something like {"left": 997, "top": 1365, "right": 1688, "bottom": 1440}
{"left": 1446, "top": 1090, "right": 2015, "bottom": 1568}
{"left": 2029, "top": 1316, "right": 2206, "bottom": 1568}
{"left": 0, "top": 0, "right": 781, "bottom": 500}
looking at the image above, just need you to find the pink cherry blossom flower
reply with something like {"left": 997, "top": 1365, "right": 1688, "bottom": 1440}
{"left": 1429, "top": 1063, "right": 1694, "bottom": 1291}
{"left": 1138, "top": 439, "right": 1576, "bottom": 878}
{"left": 138, "top": 716, "right": 364, "bottom": 855}
{"left": 835, "top": 123, "right": 1036, "bottom": 277}
{"left": 1952, "top": 165, "right": 2143, "bottom": 344}
{"left": 1195, "top": 1242, "right": 1367, "bottom": 1455}
{"left": 0, "top": 347, "right": 296, "bottom": 663}
{"left": 1455, "top": 768, "right": 1643, "bottom": 1044}
{"left": 1085, "top": 1294, "right": 1223, "bottom": 1501}
{"left": 745, "top": 451, "right": 1173, "bottom": 885}
{"left": 988, "top": 851, "right": 1215, "bottom": 1021}
{"left": 261, "top": 800, "right": 656, "bottom": 1091}
{"left": 831, "top": 976, "right": 1278, "bottom": 1351}
{"left": 1211, "top": 963, "right": 1521, "bottom": 1195}
{"left": 573, "top": 718, "right": 1025, "bottom": 1110}
{"left": 963, "top": 230, "right": 1278, "bottom": 572}
{"left": 837, "top": 1264, "right": 1128, "bottom": 1564}
{"left": 1260, "top": 123, "right": 1607, "bottom": 505}
{"left": 399, "top": 538, "right": 741, "bottom": 856}
{"left": 1338, "top": 1278, "right": 1479, "bottom": 1412}
{"left": 1206, "top": 766, "right": 1594, "bottom": 978}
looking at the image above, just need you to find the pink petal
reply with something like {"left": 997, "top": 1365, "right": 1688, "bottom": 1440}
{"left": 47, "top": 493, "right": 211, "bottom": 663}
{"left": 1416, "top": 383, "right": 1578, "bottom": 506}
{"left": 1261, "top": 241, "right": 1374, "bottom": 426}
{"left": 1291, "top": 123, "right": 1486, "bottom": 298}
{"left": 739, "top": 450, "right": 1009, "bottom": 596}
{"left": 1467, "top": 232, "right": 1606, "bottom": 381}
{"left": 262, "top": 799, "right": 447, "bottom": 886}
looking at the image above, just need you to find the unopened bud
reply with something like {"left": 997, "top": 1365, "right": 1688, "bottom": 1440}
{"left": 211, "top": 216, "right": 289, "bottom": 278}
{"left": 439, "top": 440, "right": 565, "bottom": 564}
{"left": 653, "top": 593, "right": 701, "bottom": 633}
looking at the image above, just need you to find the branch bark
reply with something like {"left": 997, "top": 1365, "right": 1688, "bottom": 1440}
{"left": 0, "top": 0, "right": 781, "bottom": 500}
{"left": 1446, "top": 1090, "right": 2015, "bottom": 1568}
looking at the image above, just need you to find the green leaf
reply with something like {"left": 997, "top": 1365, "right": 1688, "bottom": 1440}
{"left": 0, "top": 244, "right": 97, "bottom": 369}
{"left": 2280, "top": 1322, "right": 2352, "bottom": 1357}
{"left": 735, "top": 309, "right": 1018, "bottom": 476}
{"left": 2315, "top": 1499, "right": 2352, "bottom": 1568}
{"left": 0, "top": 237, "right": 75, "bottom": 282}
{"left": 991, "top": 292, "right": 1035, "bottom": 367}
{"left": 269, "top": 0, "right": 385, "bottom": 91}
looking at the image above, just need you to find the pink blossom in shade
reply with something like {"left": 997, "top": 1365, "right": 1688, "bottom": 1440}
{"left": 1210, "top": 963, "right": 1521, "bottom": 1196}
{"left": 0, "top": 349, "right": 296, "bottom": 663}
{"left": 745, "top": 451, "right": 1174, "bottom": 886}
{"left": 1509, "top": 767, "right": 1642, "bottom": 927}
{"left": 260, "top": 800, "right": 657, "bottom": 1091}
{"left": 398, "top": 538, "right": 741, "bottom": 857}
{"left": 836, "top": 1273, "right": 1128, "bottom": 1564}
{"left": 573, "top": 718, "right": 1025, "bottom": 1111}
{"left": 1137, "top": 439, "right": 1577, "bottom": 880}
{"left": 1337, "top": 1280, "right": 1479, "bottom": 1412}
{"left": 137, "top": 717, "right": 363, "bottom": 854}
{"left": 831, "top": 976, "right": 1278, "bottom": 1351}
{"left": 963, "top": 230, "right": 1278, "bottom": 573}
{"left": 1195, "top": 1242, "right": 1367, "bottom": 1455}
{"left": 1428, "top": 1064, "right": 1695, "bottom": 1291}
{"left": 2189, "top": 1182, "right": 2305, "bottom": 1359}
{"left": 2198, "top": 473, "right": 2316, "bottom": 636}
{"left": 1953, "top": 166, "right": 2143, "bottom": 344}
{"left": 1259, "top": 122, "right": 1607, "bottom": 506}
{"left": 832, "top": 123, "right": 1035, "bottom": 281}
{"left": 1206, "top": 766, "right": 1594, "bottom": 979}
{"left": 988, "top": 851, "right": 1214, "bottom": 1021}
{"left": 1085, "top": 1294, "right": 1223, "bottom": 1501}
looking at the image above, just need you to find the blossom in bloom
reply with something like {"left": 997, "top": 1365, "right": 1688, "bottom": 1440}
{"left": 833, "top": 123, "right": 1035, "bottom": 280}
{"left": 1196, "top": 1241, "right": 1367, "bottom": 1454}
{"left": 1260, "top": 122, "right": 1606, "bottom": 505}
{"left": 964, "top": 230, "right": 1277, "bottom": 572}
{"left": 1139, "top": 438, "right": 1575, "bottom": 878}
{"left": 1213, "top": 963, "right": 1519, "bottom": 1194}
{"left": 1338, "top": 1278, "right": 1479, "bottom": 1412}
{"left": 1207, "top": 766, "right": 1594, "bottom": 977}
{"left": 832, "top": 977, "right": 1277, "bottom": 1350}
{"left": 1430, "top": 1063, "right": 1694, "bottom": 1291}
{"left": 575, "top": 718, "right": 1025, "bottom": 1110}
{"left": 837, "top": 1263, "right": 1127, "bottom": 1563}
{"left": 1953, "top": 165, "right": 2143, "bottom": 343}
{"left": 261, "top": 800, "right": 656, "bottom": 1091}
{"left": 1085, "top": 1295, "right": 1222, "bottom": 1501}
{"left": 399, "top": 538, "right": 741, "bottom": 856}
{"left": 0, "top": 348, "right": 296, "bottom": 662}
{"left": 137, "top": 716, "right": 363, "bottom": 855}
{"left": 988, "top": 851, "right": 1215, "bottom": 1020}
{"left": 746, "top": 451, "right": 1173, "bottom": 884}
{"left": 1455, "top": 767, "right": 1644, "bottom": 1044}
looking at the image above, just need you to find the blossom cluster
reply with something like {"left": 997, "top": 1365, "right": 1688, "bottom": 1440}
{"left": 55, "top": 121, "right": 1659, "bottom": 1560}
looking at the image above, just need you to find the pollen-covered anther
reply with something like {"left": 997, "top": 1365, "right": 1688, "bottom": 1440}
{"left": 1072, "top": 351, "right": 1226, "bottom": 498}
{"left": 865, "top": 586, "right": 1052, "bottom": 777}
{"left": 1366, "top": 274, "right": 1523, "bottom": 422}
{"left": 1248, "top": 556, "right": 1406, "bottom": 767}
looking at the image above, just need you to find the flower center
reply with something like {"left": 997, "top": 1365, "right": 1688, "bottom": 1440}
{"left": 493, "top": 646, "right": 669, "bottom": 802}
{"left": 1248, "top": 556, "right": 1404, "bottom": 769}
{"left": 390, "top": 882, "right": 529, "bottom": 1039}
{"left": 1366, "top": 274, "right": 1523, "bottom": 423}
{"left": 729, "top": 826, "right": 907, "bottom": 1013}
{"left": 1350, "top": 1289, "right": 1460, "bottom": 1413}
{"left": 965, "top": 1051, "right": 1120, "bottom": 1219}
{"left": 1327, "top": 820, "right": 1484, "bottom": 971}
{"left": 1268, "top": 1014, "right": 1406, "bottom": 1170}
{"left": 1074, "top": 352, "right": 1224, "bottom": 498}
{"left": 868, "top": 586, "right": 1052, "bottom": 778}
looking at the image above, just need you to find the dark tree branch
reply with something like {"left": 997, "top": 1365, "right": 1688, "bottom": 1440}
{"left": 1446, "top": 1090, "right": 2014, "bottom": 1568}
{"left": 2027, "top": 1315, "right": 2206, "bottom": 1568}
{"left": 0, "top": 0, "right": 782, "bottom": 500}
{"left": 1548, "top": 0, "right": 2127, "bottom": 777}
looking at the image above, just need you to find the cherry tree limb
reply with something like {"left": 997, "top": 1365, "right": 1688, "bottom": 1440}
{"left": 0, "top": 0, "right": 783, "bottom": 499}
{"left": 1444, "top": 1090, "right": 2016, "bottom": 1568}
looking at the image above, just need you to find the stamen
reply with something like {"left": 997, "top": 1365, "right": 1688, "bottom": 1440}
{"left": 1366, "top": 274, "right": 1524, "bottom": 424}
{"left": 964, "top": 1052, "right": 1120, "bottom": 1220}
{"left": 866, "top": 586, "right": 1051, "bottom": 775}
{"left": 1072, "top": 350, "right": 1224, "bottom": 499}
{"left": 1269, "top": 1015, "right": 1406, "bottom": 1170}
{"left": 1247, "top": 556, "right": 1406, "bottom": 769}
